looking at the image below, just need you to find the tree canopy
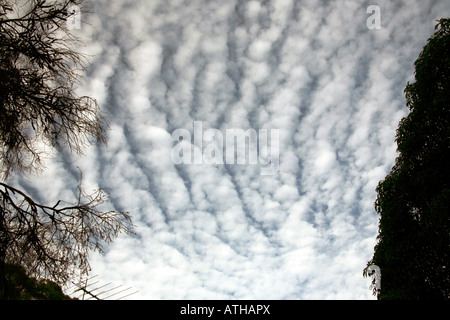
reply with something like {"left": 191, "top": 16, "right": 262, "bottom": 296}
{"left": 0, "top": 0, "right": 134, "bottom": 299}
{"left": 365, "top": 18, "right": 450, "bottom": 300}
{"left": 0, "top": 0, "right": 106, "bottom": 179}
{"left": 1, "top": 263, "right": 74, "bottom": 299}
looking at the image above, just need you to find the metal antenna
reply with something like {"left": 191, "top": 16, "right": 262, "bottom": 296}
{"left": 67, "top": 274, "right": 138, "bottom": 300}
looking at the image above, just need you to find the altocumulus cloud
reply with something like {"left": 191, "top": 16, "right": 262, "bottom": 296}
{"left": 11, "top": 0, "right": 450, "bottom": 299}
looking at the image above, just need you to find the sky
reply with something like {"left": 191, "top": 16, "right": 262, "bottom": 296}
{"left": 10, "top": 0, "right": 450, "bottom": 299}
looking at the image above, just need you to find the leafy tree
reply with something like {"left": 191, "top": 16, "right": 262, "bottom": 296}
{"left": 1, "top": 263, "right": 75, "bottom": 299}
{"left": 0, "top": 0, "right": 134, "bottom": 299}
{"left": 365, "top": 18, "right": 450, "bottom": 300}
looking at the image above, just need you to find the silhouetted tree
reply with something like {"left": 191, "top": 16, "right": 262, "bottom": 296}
{"left": 1, "top": 263, "right": 75, "bottom": 299}
{"left": 365, "top": 18, "right": 450, "bottom": 300}
{"left": 0, "top": 0, "right": 134, "bottom": 299}
{"left": 0, "top": 0, "right": 103, "bottom": 178}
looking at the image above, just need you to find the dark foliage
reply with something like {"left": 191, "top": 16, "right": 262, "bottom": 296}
{"left": 365, "top": 18, "right": 450, "bottom": 300}
{"left": 1, "top": 263, "right": 74, "bottom": 299}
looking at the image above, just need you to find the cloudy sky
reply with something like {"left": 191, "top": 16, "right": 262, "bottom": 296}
{"left": 12, "top": 0, "right": 450, "bottom": 299}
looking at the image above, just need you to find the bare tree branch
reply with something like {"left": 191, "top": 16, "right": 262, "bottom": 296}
{"left": 0, "top": 0, "right": 136, "bottom": 295}
{"left": 0, "top": 181, "right": 135, "bottom": 285}
{"left": 0, "top": 0, "right": 105, "bottom": 179}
